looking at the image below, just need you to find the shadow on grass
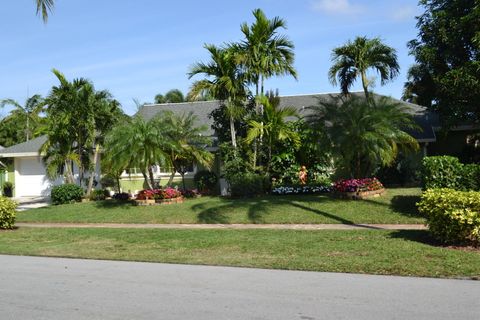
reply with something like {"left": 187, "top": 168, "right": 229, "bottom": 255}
{"left": 390, "top": 195, "right": 421, "bottom": 217}
{"left": 93, "top": 200, "right": 133, "bottom": 210}
{"left": 192, "top": 203, "right": 231, "bottom": 224}
{"left": 388, "top": 230, "right": 442, "bottom": 246}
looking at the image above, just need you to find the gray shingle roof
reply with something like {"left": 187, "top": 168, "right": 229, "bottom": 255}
{"left": 0, "top": 135, "right": 47, "bottom": 157}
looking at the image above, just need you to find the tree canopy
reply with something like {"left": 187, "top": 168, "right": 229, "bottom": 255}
{"left": 405, "top": 0, "right": 480, "bottom": 127}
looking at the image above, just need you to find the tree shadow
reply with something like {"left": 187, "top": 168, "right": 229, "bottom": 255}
{"left": 390, "top": 195, "right": 422, "bottom": 217}
{"left": 192, "top": 202, "right": 230, "bottom": 224}
{"left": 388, "top": 230, "right": 442, "bottom": 246}
{"left": 93, "top": 200, "right": 133, "bottom": 210}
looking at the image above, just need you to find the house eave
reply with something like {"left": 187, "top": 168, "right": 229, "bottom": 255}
{"left": 0, "top": 152, "right": 41, "bottom": 158}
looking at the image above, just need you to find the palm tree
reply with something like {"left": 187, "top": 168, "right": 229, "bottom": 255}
{"left": 238, "top": 8, "right": 297, "bottom": 97}
{"left": 103, "top": 117, "right": 172, "bottom": 190}
{"left": 35, "top": 0, "right": 54, "bottom": 23}
{"left": 159, "top": 111, "right": 213, "bottom": 189}
{"left": 308, "top": 95, "right": 419, "bottom": 178}
{"left": 188, "top": 44, "right": 248, "bottom": 148}
{"left": 0, "top": 95, "right": 44, "bottom": 141}
{"left": 328, "top": 36, "right": 400, "bottom": 99}
{"left": 246, "top": 94, "right": 300, "bottom": 172}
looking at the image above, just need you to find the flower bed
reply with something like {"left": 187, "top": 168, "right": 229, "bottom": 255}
{"left": 271, "top": 184, "right": 331, "bottom": 195}
{"left": 333, "top": 178, "right": 385, "bottom": 200}
{"left": 134, "top": 187, "right": 183, "bottom": 206}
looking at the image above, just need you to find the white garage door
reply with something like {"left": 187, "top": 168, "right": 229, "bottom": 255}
{"left": 15, "top": 157, "right": 57, "bottom": 197}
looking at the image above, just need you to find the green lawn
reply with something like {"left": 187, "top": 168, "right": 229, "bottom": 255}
{"left": 0, "top": 227, "right": 478, "bottom": 278}
{"left": 17, "top": 188, "right": 425, "bottom": 224}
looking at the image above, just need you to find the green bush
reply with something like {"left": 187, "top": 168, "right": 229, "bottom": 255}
{"left": 89, "top": 189, "right": 107, "bottom": 201}
{"left": 194, "top": 170, "right": 218, "bottom": 192}
{"left": 421, "top": 156, "right": 464, "bottom": 189}
{"left": 0, "top": 196, "right": 17, "bottom": 229}
{"left": 2, "top": 181, "right": 14, "bottom": 197}
{"left": 229, "top": 173, "right": 266, "bottom": 197}
{"left": 417, "top": 188, "right": 480, "bottom": 245}
{"left": 51, "top": 184, "right": 84, "bottom": 205}
{"left": 461, "top": 164, "right": 480, "bottom": 191}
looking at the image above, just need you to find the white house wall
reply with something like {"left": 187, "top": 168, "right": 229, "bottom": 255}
{"left": 14, "top": 156, "right": 63, "bottom": 197}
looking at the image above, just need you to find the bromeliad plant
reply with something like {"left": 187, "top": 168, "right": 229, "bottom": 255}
{"left": 334, "top": 178, "right": 384, "bottom": 193}
{"left": 135, "top": 188, "right": 182, "bottom": 200}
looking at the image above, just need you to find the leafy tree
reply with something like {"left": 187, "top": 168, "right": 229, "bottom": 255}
{"left": 308, "top": 95, "right": 419, "bottom": 178}
{"left": 246, "top": 94, "right": 300, "bottom": 172}
{"left": 164, "top": 89, "right": 185, "bottom": 103}
{"left": 329, "top": 36, "right": 400, "bottom": 99}
{"left": 405, "top": 0, "right": 480, "bottom": 126}
{"left": 154, "top": 94, "right": 165, "bottom": 104}
{"left": 0, "top": 95, "right": 44, "bottom": 141}
{"left": 35, "top": 0, "right": 54, "bottom": 22}
{"left": 188, "top": 44, "right": 248, "bottom": 148}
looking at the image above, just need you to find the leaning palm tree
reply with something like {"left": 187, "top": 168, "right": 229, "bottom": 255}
{"left": 308, "top": 95, "right": 419, "bottom": 178}
{"left": 0, "top": 94, "right": 44, "bottom": 142}
{"left": 328, "top": 36, "right": 400, "bottom": 99}
{"left": 188, "top": 44, "right": 248, "bottom": 148}
{"left": 246, "top": 94, "right": 300, "bottom": 172}
{"left": 35, "top": 0, "right": 54, "bottom": 22}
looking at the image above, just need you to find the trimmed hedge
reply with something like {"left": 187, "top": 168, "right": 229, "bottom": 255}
{"left": 0, "top": 196, "right": 17, "bottom": 229}
{"left": 51, "top": 184, "right": 84, "bottom": 205}
{"left": 421, "top": 156, "right": 480, "bottom": 191}
{"left": 417, "top": 188, "right": 480, "bottom": 245}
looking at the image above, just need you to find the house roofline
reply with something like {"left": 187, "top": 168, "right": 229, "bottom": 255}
{"left": 0, "top": 152, "right": 41, "bottom": 158}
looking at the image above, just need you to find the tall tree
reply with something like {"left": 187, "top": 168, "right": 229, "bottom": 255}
{"left": 164, "top": 89, "right": 185, "bottom": 103}
{"left": 188, "top": 44, "right": 248, "bottom": 148}
{"left": 246, "top": 94, "right": 300, "bottom": 172}
{"left": 405, "top": 0, "right": 480, "bottom": 127}
{"left": 0, "top": 94, "right": 44, "bottom": 142}
{"left": 308, "top": 95, "right": 419, "bottom": 178}
{"left": 329, "top": 36, "right": 400, "bottom": 99}
{"left": 35, "top": 0, "right": 54, "bottom": 23}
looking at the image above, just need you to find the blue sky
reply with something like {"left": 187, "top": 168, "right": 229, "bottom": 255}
{"left": 0, "top": 0, "right": 422, "bottom": 115}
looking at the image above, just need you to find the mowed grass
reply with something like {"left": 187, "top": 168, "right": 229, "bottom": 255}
{"left": 0, "top": 227, "right": 478, "bottom": 278}
{"left": 17, "top": 188, "right": 424, "bottom": 224}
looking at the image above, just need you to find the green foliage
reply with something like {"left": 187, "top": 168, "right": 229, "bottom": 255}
{"left": 229, "top": 173, "right": 266, "bottom": 197}
{"left": 421, "top": 156, "right": 480, "bottom": 191}
{"left": 417, "top": 188, "right": 480, "bottom": 245}
{"left": 2, "top": 182, "right": 14, "bottom": 198}
{"left": 406, "top": 0, "right": 480, "bottom": 126}
{"left": 0, "top": 196, "right": 17, "bottom": 229}
{"left": 51, "top": 184, "right": 84, "bottom": 205}
{"left": 194, "top": 170, "right": 218, "bottom": 192}
{"left": 329, "top": 36, "right": 400, "bottom": 97}
{"left": 89, "top": 189, "right": 107, "bottom": 201}
{"left": 308, "top": 95, "right": 419, "bottom": 178}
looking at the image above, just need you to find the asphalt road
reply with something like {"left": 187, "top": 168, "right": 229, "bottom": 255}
{"left": 0, "top": 255, "right": 478, "bottom": 320}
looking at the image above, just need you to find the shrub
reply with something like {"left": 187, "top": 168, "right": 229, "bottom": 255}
{"left": 51, "top": 184, "right": 84, "bottom": 205}
{"left": 461, "top": 164, "right": 480, "bottom": 191}
{"left": 89, "top": 189, "right": 107, "bottom": 201}
{"left": 421, "top": 156, "right": 463, "bottom": 190}
{"left": 193, "top": 170, "right": 218, "bottom": 192}
{"left": 135, "top": 188, "right": 182, "bottom": 200}
{"left": 0, "top": 196, "right": 17, "bottom": 229}
{"left": 417, "top": 188, "right": 480, "bottom": 245}
{"left": 181, "top": 188, "right": 201, "bottom": 198}
{"left": 333, "top": 178, "right": 384, "bottom": 193}
{"left": 113, "top": 192, "right": 131, "bottom": 201}
{"left": 2, "top": 181, "right": 14, "bottom": 197}
{"left": 229, "top": 173, "right": 265, "bottom": 197}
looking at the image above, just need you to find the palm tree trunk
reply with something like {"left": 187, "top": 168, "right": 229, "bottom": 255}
{"left": 361, "top": 71, "right": 369, "bottom": 99}
{"left": 167, "top": 171, "right": 175, "bottom": 186}
{"left": 148, "top": 165, "right": 156, "bottom": 189}
{"left": 142, "top": 169, "right": 153, "bottom": 190}
{"left": 229, "top": 115, "right": 237, "bottom": 149}
{"left": 86, "top": 143, "right": 100, "bottom": 196}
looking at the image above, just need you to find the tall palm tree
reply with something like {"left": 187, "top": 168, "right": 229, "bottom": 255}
{"left": 158, "top": 111, "right": 213, "bottom": 189}
{"left": 246, "top": 94, "right": 300, "bottom": 172}
{"left": 103, "top": 117, "right": 172, "bottom": 190}
{"left": 238, "top": 8, "right": 297, "bottom": 97}
{"left": 328, "top": 36, "right": 400, "bottom": 99}
{"left": 308, "top": 95, "right": 419, "bottom": 178}
{"left": 188, "top": 44, "right": 248, "bottom": 148}
{"left": 35, "top": 0, "right": 54, "bottom": 23}
{"left": 0, "top": 94, "right": 44, "bottom": 141}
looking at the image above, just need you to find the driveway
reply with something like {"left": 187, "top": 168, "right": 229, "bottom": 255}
{"left": 0, "top": 255, "right": 478, "bottom": 320}
{"left": 14, "top": 196, "right": 49, "bottom": 211}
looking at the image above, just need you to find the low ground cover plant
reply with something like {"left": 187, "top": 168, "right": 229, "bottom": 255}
{"left": 271, "top": 184, "right": 331, "bottom": 195}
{"left": 0, "top": 196, "right": 17, "bottom": 229}
{"left": 51, "top": 184, "right": 84, "bottom": 205}
{"left": 112, "top": 192, "right": 131, "bottom": 201}
{"left": 417, "top": 188, "right": 480, "bottom": 245}
{"left": 333, "top": 178, "right": 384, "bottom": 193}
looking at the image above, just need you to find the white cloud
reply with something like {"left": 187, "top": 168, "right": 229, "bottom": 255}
{"left": 391, "top": 5, "right": 416, "bottom": 22}
{"left": 311, "top": 0, "right": 364, "bottom": 15}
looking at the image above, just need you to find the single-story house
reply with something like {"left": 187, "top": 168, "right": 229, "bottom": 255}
{"left": 0, "top": 92, "right": 473, "bottom": 198}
